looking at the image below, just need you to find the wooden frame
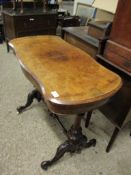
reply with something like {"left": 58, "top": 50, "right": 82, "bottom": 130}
{"left": 75, "top": 2, "right": 96, "bottom": 25}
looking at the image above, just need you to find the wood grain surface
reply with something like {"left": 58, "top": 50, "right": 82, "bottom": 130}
{"left": 10, "top": 35, "right": 122, "bottom": 114}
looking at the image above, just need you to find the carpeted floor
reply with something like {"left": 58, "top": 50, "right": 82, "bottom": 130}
{"left": 0, "top": 40, "right": 131, "bottom": 175}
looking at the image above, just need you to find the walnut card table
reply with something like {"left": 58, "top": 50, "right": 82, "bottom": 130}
{"left": 9, "top": 35, "right": 122, "bottom": 170}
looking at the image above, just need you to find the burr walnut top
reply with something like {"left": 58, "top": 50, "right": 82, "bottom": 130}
{"left": 10, "top": 35, "right": 122, "bottom": 114}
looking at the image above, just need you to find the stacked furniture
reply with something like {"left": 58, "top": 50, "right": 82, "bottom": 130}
{"left": 86, "top": 0, "right": 131, "bottom": 152}
{"left": 62, "top": 20, "right": 112, "bottom": 58}
{"left": 87, "top": 21, "right": 112, "bottom": 40}
{"left": 62, "top": 3, "right": 115, "bottom": 58}
{"left": 62, "top": 26, "right": 99, "bottom": 58}
{"left": 2, "top": 2, "right": 58, "bottom": 51}
{"left": 62, "top": 0, "right": 131, "bottom": 152}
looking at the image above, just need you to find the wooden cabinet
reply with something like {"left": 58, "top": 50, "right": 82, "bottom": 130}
{"left": 96, "top": 0, "right": 131, "bottom": 152}
{"left": 62, "top": 26, "right": 99, "bottom": 58}
{"left": 3, "top": 9, "right": 58, "bottom": 51}
{"left": 103, "top": 0, "right": 131, "bottom": 75}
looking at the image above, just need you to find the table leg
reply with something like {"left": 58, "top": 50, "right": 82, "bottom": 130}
{"left": 17, "top": 89, "right": 42, "bottom": 113}
{"left": 41, "top": 114, "right": 96, "bottom": 170}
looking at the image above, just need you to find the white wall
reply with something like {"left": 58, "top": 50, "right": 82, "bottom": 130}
{"left": 73, "top": 0, "right": 94, "bottom": 15}
{"left": 93, "top": 0, "right": 118, "bottom": 14}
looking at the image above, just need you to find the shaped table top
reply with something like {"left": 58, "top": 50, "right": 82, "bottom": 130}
{"left": 10, "top": 35, "right": 122, "bottom": 114}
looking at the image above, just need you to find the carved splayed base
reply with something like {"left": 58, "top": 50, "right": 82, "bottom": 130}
{"left": 41, "top": 115, "right": 96, "bottom": 170}
{"left": 17, "top": 89, "right": 96, "bottom": 170}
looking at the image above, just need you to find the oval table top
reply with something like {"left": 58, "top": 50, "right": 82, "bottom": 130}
{"left": 10, "top": 35, "right": 122, "bottom": 114}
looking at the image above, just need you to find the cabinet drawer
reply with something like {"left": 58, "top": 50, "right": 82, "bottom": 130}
{"left": 104, "top": 40, "right": 131, "bottom": 74}
{"left": 15, "top": 15, "right": 57, "bottom": 31}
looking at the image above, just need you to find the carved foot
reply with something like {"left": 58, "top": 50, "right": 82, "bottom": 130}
{"left": 67, "top": 126, "right": 96, "bottom": 150}
{"left": 41, "top": 126, "right": 96, "bottom": 170}
{"left": 41, "top": 140, "right": 75, "bottom": 170}
{"left": 17, "top": 89, "right": 42, "bottom": 113}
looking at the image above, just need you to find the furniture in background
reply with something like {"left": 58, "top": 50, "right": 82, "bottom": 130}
{"left": 75, "top": 2, "right": 96, "bottom": 25}
{"left": 62, "top": 20, "right": 112, "bottom": 58}
{"left": 0, "top": 16, "right": 4, "bottom": 43}
{"left": 2, "top": 1, "right": 59, "bottom": 9}
{"left": 9, "top": 35, "right": 122, "bottom": 170}
{"left": 87, "top": 21, "right": 112, "bottom": 40}
{"left": 62, "top": 26, "right": 99, "bottom": 58}
{"left": 61, "top": 3, "right": 114, "bottom": 57}
{"left": 58, "top": 15, "right": 80, "bottom": 28}
{"left": 2, "top": 8, "right": 58, "bottom": 52}
{"left": 85, "top": 0, "right": 131, "bottom": 152}
{"left": 11, "top": 0, "right": 59, "bottom": 13}
{"left": 12, "top": 0, "right": 36, "bottom": 13}
{"left": 57, "top": 3, "right": 96, "bottom": 36}
{"left": 0, "top": 0, "right": 9, "bottom": 43}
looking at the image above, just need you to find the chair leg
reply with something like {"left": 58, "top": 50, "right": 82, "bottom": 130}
{"left": 85, "top": 111, "right": 93, "bottom": 128}
{"left": 106, "top": 127, "right": 119, "bottom": 153}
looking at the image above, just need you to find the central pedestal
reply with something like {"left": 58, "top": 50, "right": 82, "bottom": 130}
{"left": 41, "top": 115, "right": 96, "bottom": 170}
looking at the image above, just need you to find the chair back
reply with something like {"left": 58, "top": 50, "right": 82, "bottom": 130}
{"left": 75, "top": 3, "right": 96, "bottom": 25}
